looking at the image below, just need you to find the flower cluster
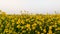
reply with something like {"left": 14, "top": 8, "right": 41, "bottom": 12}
{"left": 0, "top": 12, "right": 60, "bottom": 34}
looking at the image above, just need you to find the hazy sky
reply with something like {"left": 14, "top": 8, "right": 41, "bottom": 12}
{"left": 0, "top": 0, "right": 60, "bottom": 14}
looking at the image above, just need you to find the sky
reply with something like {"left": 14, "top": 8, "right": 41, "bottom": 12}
{"left": 0, "top": 0, "right": 60, "bottom": 14}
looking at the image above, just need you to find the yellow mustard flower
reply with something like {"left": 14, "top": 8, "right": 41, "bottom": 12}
{"left": 43, "top": 29, "right": 46, "bottom": 33}
{"left": 4, "top": 29, "right": 9, "bottom": 33}
{"left": 12, "top": 22, "right": 15, "bottom": 27}
{"left": 21, "top": 20, "right": 25, "bottom": 24}
{"left": 48, "top": 30, "right": 52, "bottom": 34}
{"left": 0, "top": 24, "right": 3, "bottom": 28}
{"left": 49, "top": 26, "right": 52, "bottom": 29}
{"left": 32, "top": 23, "right": 37, "bottom": 27}
{"left": 32, "top": 27, "right": 36, "bottom": 30}
{"left": 41, "top": 33, "right": 44, "bottom": 34}
{"left": 56, "top": 27, "right": 60, "bottom": 30}
{"left": 18, "top": 18, "right": 21, "bottom": 22}
{"left": 37, "top": 31, "right": 40, "bottom": 34}
{"left": 11, "top": 19, "right": 15, "bottom": 22}
{"left": 21, "top": 26, "right": 24, "bottom": 29}
{"left": 26, "top": 24, "right": 30, "bottom": 28}
{"left": 17, "top": 25, "right": 20, "bottom": 29}
{"left": 9, "top": 30, "right": 12, "bottom": 33}
{"left": 26, "top": 19, "right": 29, "bottom": 22}
{"left": 16, "top": 19, "right": 21, "bottom": 24}
{"left": 16, "top": 21, "right": 20, "bottom": 24}
{"left": 22, "top": 30, "right": 26, "bottom": 33}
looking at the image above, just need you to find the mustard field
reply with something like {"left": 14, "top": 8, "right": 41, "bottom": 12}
{"left": 0, "top": 12, "right": 60, "bottom": 34}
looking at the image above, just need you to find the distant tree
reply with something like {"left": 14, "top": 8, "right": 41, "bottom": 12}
{"left": 0, "top": 10, "right": 2, "bottom": 14}
{"left": 0, "top": 10, "right": 1, "bottom": 12}
{"left": 55, "top": 11, "right": 57, "bottom": 14}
